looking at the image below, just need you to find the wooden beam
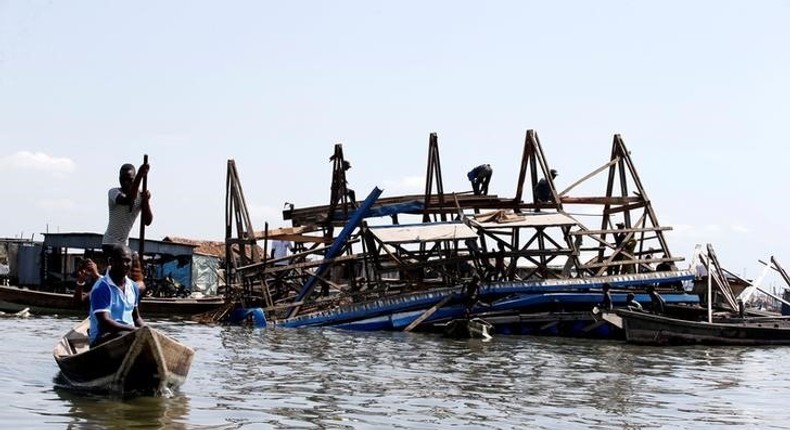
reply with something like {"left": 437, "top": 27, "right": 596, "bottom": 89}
{"left": 403, "top": 295, "right": 454, "bottom": 332}
{"left": 559, "top": 196, "right": 642, "bottom": 205}
{"left": 569, "top": 226, "right": 672, "bottom": 235}
{"left": 558, "top": 157, "right": 620, "bottom": 197}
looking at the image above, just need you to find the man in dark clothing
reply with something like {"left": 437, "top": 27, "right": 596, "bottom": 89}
{"left": 463, "top": 275, "right": 481, "bottom": 318}
{"left": 467, "top": 164, "right": 493, "bottom": 195}
{"left": 626, "top": 292, "right": 643, "bottom": 310}
{"left": 656, "top": 255, "right": 684, "bottom": 291}
{"left": 534, "top": 169, "right": 558, "bottom": 203}
{"left": 601, "top": 283, "right": 614, "bottom": 311}
{"left": 614, "top": 222, "right": 626, "bottom": 248}
{"left": 494, "top": 242, "right": 507, "bottom": 281}
{"left": 647, "top": 285, "right": 666, "bottom": 314}
{"left": 656, "top": 256, "right": 672, "bottom": 272}
{"left": 609, "top": 222, "right": 628, "bottom": 275}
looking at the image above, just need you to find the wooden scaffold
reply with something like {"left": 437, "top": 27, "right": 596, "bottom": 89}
{"left": 215, "top": 129, "right": 690, "bottom": 326}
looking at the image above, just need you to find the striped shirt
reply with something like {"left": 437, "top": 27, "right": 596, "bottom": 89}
{"left": 102, "top": 187, "right": 142, "bottom": 246}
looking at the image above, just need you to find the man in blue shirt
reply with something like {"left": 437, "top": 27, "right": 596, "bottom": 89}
{"left": 89, "top": 243, "right": 146, "bottom": 347}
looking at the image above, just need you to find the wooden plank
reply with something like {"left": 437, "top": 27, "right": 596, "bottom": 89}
{"left": 770, "top": 257, "right": 790, "bottom": 288}
{"left": 603, "top": 201, "right": 647, "bottom": 214}
{"left": 569, "top": 226, "right": 672, "bottom": 235}
{"left": 581, "top": 256, "right": 678, "bottom": 269}
{"left": 558, "top": 157, "right": 620, "bottom": 197}
{"left": 558, "top": 196, "right": 642, "bottom": 205}
{"left": 403, "top": 295, "right": 453, "bottom": 332}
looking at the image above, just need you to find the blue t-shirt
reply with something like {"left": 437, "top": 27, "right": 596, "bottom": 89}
{"left": 88, "top": 275, "right": 140, "bottom": 344}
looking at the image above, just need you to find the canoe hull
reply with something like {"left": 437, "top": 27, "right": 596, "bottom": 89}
{"left": 616, "top": 309, "right": 790, "bottom": 346}
{"left": 53, "top": 320, "right": 194, "bottom": 396}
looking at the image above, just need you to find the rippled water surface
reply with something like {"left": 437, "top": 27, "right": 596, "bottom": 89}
{"left": 1, "top": 315, "right": 789, "bottom": 429}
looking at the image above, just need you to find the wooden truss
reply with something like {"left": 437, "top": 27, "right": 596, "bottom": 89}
{"left": 559, "top": 134, "right": 679, "bottom": 277}
{"left": 223, "top": 130, "right": 687, "bottom": 319}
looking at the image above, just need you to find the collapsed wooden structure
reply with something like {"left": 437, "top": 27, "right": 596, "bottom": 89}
{"left": 216, "top": 130, "right": 695, "bottom": 333}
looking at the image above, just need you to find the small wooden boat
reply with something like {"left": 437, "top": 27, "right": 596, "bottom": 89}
{"left": 53, "top": 319, "right": 195, "bottom": 396}
{"left": 607, "top": 308, "right": 790, "bottom": 346}
{"left": 0, "top": 284, "right": 226, "bottom": 317}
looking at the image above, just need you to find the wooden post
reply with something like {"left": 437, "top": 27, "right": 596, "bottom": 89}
{"left": 705, "top": 252, "right": 713, "bottom": 323}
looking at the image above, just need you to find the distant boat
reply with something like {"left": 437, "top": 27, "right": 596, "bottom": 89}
{"left": 0, "top": 284, "right": 226, "bottom": 318}
{"left": 605, "top": 308, "right": 790, "bottom": 346}
{"left": 53, "top": 319, "right": 194, "bottom": 396}
{"left": 1, "top": 232, "right": 226, "bottom": 318}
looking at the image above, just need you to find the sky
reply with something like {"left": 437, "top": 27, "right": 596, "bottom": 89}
{"left": 1, "top": 1, "right": 789, "bottom": 287}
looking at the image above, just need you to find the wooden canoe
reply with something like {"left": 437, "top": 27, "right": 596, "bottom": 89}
{"left": 612, "top": 308, "right": 790, "bottom": 346}
{"left": 53, "top": 319, "right": 194, "bottom": 396}
{"left": 0, "top": 285, "right": 225, "bottom": 317}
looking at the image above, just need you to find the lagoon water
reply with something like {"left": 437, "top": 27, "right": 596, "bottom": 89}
{"left": 1, "top": 315, "right": 789, "bottom": 430}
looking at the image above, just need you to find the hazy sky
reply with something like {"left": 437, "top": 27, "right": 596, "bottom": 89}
{"left": 1, "top": 1, "right": 788, "bottom": 285}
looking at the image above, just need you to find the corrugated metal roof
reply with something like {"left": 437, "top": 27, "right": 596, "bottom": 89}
{"left": 369, "top": 222, "right": 478, "bottom": 244}
{"left": 41, "top": 232, "right": 197, "bottom": 256}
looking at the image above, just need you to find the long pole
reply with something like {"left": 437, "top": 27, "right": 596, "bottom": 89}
{"left": 138, "top": 154, "right": 148, "bottom": 257}
{"left": 705, "top": 257, "right": 713, "bottom": 323}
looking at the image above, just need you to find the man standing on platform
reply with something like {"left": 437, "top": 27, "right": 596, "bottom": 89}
{"left": 467, "top": 164, "right": 493, "bottom": 195}
{"left": 102, "top": 161, "right": 153, "bottom": 293}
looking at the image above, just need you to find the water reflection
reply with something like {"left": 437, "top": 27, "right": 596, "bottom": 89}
{"left": 54, "top": 387, "right": 190, "bottom": 430}
{"left": 5, "top": 316, "right": 790, "bottom": 429}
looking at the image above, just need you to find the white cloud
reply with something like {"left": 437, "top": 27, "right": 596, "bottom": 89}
{"left": 730, "top": 224, "right": 750, "bottom": 234}
{"left": 0, "top": 151, "right": 75, "bottom": 174}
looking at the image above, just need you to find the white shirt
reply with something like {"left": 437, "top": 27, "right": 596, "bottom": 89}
{"left": 270, "top": 240, "right": 291, "bottom": 265}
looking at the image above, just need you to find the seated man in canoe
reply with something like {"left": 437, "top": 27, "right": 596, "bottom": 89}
{"left": 88, "top": 243, "right": 146, "bottom": 348}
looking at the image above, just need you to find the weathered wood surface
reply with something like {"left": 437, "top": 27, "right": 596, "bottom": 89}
{"left": 403, "top": 295, "right": 454, "bottom": 332}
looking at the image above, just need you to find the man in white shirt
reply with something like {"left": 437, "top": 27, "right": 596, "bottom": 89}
{"left": 101, "top": 162, "right": 152, "bottom": 294}
{"left": 270, "top": 240, "right": 292, "bottom": 266}
{"left": 102, "top": 162, "right": 153, "bottom": 253}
